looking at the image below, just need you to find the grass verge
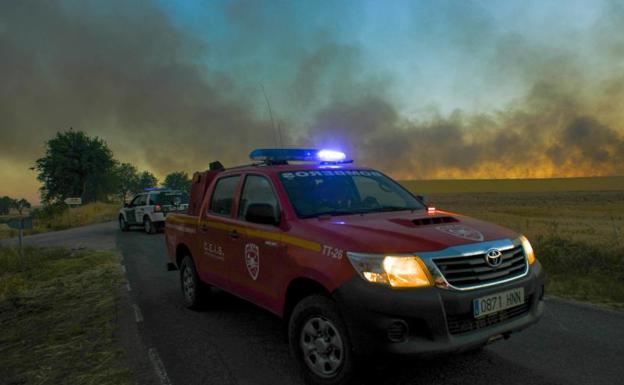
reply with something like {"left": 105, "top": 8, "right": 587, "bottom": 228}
{"left": 0, "top": 202, "right": 119, "bottom": 240}
{"left": 535, "top": 235, "right": 624, "bottom": 308}
{"left": 0, "top": 246, "right": 132, "bottom": 385}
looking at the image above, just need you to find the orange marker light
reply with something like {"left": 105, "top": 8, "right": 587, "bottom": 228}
{"left": 520, "top": 235, "right": 536, "bottom": 265}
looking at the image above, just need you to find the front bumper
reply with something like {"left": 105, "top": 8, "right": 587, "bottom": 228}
{"left": 332, "top": 261, "right": 545, "bottom": 357}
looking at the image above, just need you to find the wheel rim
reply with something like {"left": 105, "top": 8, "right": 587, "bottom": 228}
{"left": 182, "top": 264, "right": 195, "bottom": 302}
{"left": 119, "top": 217, "right": 125, "bottom": 229}
{"left": 144, "top": 219, "right": 150, "bottom": 233}
{"left": 300, "top": 316, "right": 344, "bottom": 378}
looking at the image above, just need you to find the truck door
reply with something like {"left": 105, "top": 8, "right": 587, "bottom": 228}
{"left": 230, "top": 174, "right": 284, "bottom": 310}
{"left": 134, "top": 194, "right": 148, "bottom": 223}
{"left": 126, "top": 194, "right": 141, "bottom": 224}
{"left": 195, "top": 175, "right": 242, "bottom": 290}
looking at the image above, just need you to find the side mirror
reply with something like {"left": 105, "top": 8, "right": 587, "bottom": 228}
{"left": 245, "top": 203, "right": 279, "bottom": 226}
{"left": 416, "top": 194, "right": 428, "bottom": 206}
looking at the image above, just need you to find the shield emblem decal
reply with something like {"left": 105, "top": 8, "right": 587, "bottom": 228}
{"left": 435, "top": 224, "right": 484, "bottom": 242}
{"left": 245, "top": 243, "right": 260, "bottom": 280}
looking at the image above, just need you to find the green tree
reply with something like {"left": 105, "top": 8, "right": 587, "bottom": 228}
{"left": 33, "top": 129, "right": 116, "bottom": 203}
{"left": 113, "top": 163, "right": 140, "bottom": 202}
{"left": 12, "top": 198, "right": 31, "bottom": 215}
{"left": 0, "top": 196, "right": 13, "bottom": 215}
{"left": 163, "top": 171, "right": 192, "bottom": 192}
{"left": 136, "top": 171, "right": 158, "bottom": 191}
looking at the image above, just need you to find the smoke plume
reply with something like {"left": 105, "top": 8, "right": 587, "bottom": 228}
{"left": 1, "top": 0, "right": 623, "bottom": 201}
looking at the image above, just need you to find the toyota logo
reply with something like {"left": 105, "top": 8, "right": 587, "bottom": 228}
{"left": 485, "top": 248, "right": 503, "bottom": 268}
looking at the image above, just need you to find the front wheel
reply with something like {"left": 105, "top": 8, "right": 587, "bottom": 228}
{"left": 289, "top": 295, "right": 355, "bottom": 385}
{"left": 119, "top": 215, "right": 129, "bottom": 231}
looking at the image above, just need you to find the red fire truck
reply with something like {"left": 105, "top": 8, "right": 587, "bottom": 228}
{"left": 165, "top": 148, "right": 544, "bottom": 385}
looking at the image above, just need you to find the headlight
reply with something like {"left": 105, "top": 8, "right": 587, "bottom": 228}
{"left": 520, "top": 235, "right": 536, "bottom": 265}
{"left": 346, "top": 252, "right": 432, "bottom": 288}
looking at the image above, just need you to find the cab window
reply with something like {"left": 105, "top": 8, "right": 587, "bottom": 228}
{"left": 238, "top": 175, "right": 279, "bottom": 221}
{"left": 136, "top": 194, "right": 147, "bottom": 206}
{"left": 209, "top": 176, "right": 240, "bottom": 216}
{"left": 152, "top": 191, "right": 188, "bottom": 205}
{"left": 129, "top": 195, "right": 142, "bottom": 207}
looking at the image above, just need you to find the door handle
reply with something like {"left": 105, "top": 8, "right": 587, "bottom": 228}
{"left": 228, "top": 230, "right": 239, "bottom": 239}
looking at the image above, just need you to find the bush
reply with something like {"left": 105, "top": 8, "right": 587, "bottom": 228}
{"left": 534, "top": 234, "right": 624, "bottom": 305}
{"left": 30, "top": 201, "right": 68, "bottom": 221}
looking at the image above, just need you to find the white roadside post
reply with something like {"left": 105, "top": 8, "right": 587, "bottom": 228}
{"left": 7, "top": 217, "right": 33, "bottom": 256}
{"left": 64, "top": 197, "right": 82, "bottom": 227}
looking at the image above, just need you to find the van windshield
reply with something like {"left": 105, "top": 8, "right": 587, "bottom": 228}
{"left": 279, "top": 170, "right": 425, "bottom": 218}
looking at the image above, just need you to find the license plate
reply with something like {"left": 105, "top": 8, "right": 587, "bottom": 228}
{"left": 473, "top": 288, "right": 524, "bottom": 318}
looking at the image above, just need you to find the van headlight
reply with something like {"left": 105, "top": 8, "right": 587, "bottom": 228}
{"left": 346, "top": 253, "right": 433, "bottom": 288}
{"left": 520, "top": 235, "right": 536, "bottom": 265}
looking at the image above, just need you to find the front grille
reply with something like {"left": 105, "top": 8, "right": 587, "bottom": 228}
{"left": 446, "top": 297, "right": 532, "bottom": 335}
{"left": 433, "top": 245, "right": 527, "bottom": 289}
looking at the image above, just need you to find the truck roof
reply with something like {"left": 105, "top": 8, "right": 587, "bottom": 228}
{"left": 220, "top": 163, "right": 374, "bottom": 174}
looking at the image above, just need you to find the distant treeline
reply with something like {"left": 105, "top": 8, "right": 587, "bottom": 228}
{"left": 32, "top": 129, "right": 192, "bottom": 205}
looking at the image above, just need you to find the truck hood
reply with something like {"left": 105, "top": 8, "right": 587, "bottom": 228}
{"left": 295, "top": 210, "right": 519, "bottom": 254}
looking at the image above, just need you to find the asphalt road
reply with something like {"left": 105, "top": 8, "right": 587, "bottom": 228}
{"left": 4, "top": 222, "right": 624, "bottom": 385}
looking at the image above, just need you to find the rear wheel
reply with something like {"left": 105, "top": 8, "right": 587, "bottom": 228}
{"left": 289, "top": 295, "right": 355, "bottom": 385}
{"left": 143, "top": 216, "right": 155, "bottom": 234}
{"left": 119, "top": 215, "right": 129, "bottom": 231}
{"left": 179, "top": 255, "right": 210, "bottom": 309}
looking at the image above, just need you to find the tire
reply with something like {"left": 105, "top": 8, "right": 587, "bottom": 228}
{"left": 179, "top": 255, "right": 210, "bottom": 309}
{"left": 119, "top": 215, "right": 129, "bottom": 231}
{"left": 143, "top": 216, "right": 155, "bottom": 234}
{"left": 289, "top": 295, "right": 355, "bottom": 385}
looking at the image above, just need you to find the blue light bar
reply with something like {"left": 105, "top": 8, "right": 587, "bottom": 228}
{"left": 144, "top": 187, "right": 164, "bottom": 191}
{"left": 317, "top": 149, "right": 346, "bottom": 162}
{"left": 249, "top": 148, "right": 351, "bottom": 164}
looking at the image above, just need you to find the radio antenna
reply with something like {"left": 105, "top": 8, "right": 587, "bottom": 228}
{"left": 260, "top": 84, "right": 279, "bottom": 147}
{"left": 277, "top": 120, "right": 285, "bottom": 147}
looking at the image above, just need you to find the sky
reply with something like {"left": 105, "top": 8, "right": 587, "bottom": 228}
{"left": 1, "top": 0, "right": 624, "bottom": 202}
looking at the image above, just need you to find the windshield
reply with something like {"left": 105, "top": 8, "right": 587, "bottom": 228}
{"left": 279, "top": 170, "right": 425, "bottom": 218}
{"left": 153, "top": 191, "right": 189, "bottom": 206}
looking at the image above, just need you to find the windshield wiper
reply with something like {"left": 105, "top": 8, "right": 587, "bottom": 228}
{"left": 365, "top": 206, "right": 418, "bottom": 213}
{"left": 300, "top": 209, "right": 362, "bottom": 219}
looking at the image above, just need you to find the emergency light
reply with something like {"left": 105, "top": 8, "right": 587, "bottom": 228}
{"left": 249, "top": 148, "right": 351, "bottom": 164}
{"left": 317, "top": 149, "right": 346, "bottom": 162}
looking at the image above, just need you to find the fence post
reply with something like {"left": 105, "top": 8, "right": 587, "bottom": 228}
{"left": 18, "top": 218, "right": 23, "bottom": 256}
